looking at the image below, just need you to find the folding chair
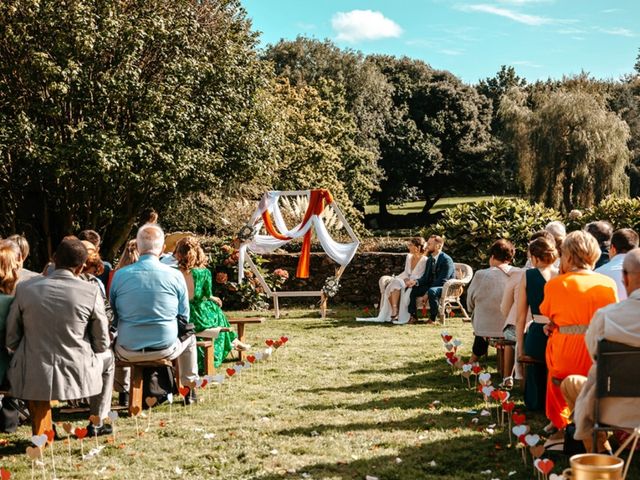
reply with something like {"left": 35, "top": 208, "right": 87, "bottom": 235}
{"left": 593, "top": 339, "right": 640, "bottom": 467}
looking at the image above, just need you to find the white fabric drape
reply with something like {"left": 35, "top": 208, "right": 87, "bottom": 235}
{"left": 238, "top": 191, "right": 359, "bottom": 283}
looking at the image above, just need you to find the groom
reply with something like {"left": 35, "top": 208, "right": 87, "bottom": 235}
{"left": 405, "top": 235, "right": 455, "bottom": 324}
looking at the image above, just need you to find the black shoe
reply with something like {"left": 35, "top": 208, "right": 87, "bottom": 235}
{"left": 184, "top": 387, "right": 198, "bottom": 406}
{"left": 87, "top": 422, "right": 113, "bottom": 437}
{"left": 118, "top": 392, "right": 129, "bottom": 407}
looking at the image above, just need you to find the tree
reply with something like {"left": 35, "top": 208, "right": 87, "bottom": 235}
{"left": 267, "top": 78, "right": 376, "bottom": 224}
{"left": 477, "top": 66, "right": 527, "bottom": 192}
{"left": 371, "top": 56, "right": 493, "bottom": 215}
{"left": 263, "top": 37, "right": 389, "bottom": 209}
{"left": 500, "top": 87, "right": 631, "bottom": 212}
{"left": 0, "top": 0, "right": 271, "bottom": 264}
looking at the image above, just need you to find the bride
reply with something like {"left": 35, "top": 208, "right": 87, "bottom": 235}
{"left": 357, "top": 238, "right": 427, "bottom": 323}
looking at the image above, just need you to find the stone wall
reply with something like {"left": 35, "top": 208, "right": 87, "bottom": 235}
{"left": 261, "top": 252, "right": 406, "bottom": 306}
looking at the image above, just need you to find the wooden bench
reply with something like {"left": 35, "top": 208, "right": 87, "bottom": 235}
{"left": 488, "top": 338, "right": 516, "bottom": 378}
{"left": 228, "top": 317, "right": 265, "bottom": 361}
{"left": 115, "top": 358, "right": 178, "bottom": 417}
{"left": 196, "top": 340, "right": 214, "bottom": 376}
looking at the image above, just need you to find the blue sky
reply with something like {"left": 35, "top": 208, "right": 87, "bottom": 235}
{"left": 241, "top": 0, "right": 639, "bottom": 84}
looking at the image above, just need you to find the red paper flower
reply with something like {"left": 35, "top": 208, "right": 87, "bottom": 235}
{"left": 215, "top": 272, "right": 228, "bottom": 284}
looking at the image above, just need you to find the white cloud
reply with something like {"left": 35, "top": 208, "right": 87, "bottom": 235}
{"left": 331, "top": 10, "right": 402, "bottom": 42}
{"left": 596, "top": 27, "right": 635, "bottom": 37}
{"left": 457, "top": 4, "right": 571, "bottom": 26}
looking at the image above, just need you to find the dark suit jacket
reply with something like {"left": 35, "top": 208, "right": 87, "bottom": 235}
{"left": 416, "top": 252, "right": 455, "bottom": 288}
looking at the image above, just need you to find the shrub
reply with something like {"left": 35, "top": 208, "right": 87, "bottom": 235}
{"left": 426, "top": 197, "right": 561, "bottom": 270}
{"left": 200, "top": 238, "right": 286, "bottom": 311}
{"left": 565, "top": 197, "right": 640, "bottom": 233}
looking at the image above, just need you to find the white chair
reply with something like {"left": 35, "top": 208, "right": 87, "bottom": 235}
{"left": 417, "top": 262, "right": 473, "bottom": 325}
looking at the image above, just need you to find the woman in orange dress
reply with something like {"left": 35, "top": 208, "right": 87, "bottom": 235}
{"left": 540, "top": 230, "right": 618, "bottom": 439}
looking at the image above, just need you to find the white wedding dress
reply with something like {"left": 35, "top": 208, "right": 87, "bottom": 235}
{"left": 356, "top": 254, "right": 427, "bottom": 324}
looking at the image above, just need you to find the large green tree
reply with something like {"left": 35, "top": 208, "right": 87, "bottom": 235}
{"left": 371, "top": 56, "right": 493, "bottom": 215}
{"left": 0, "top": 0, "right": 270, "bottom": 263}
{"left": 500, "top": 86, "right": 631, "bottom": 212}
{"left": 477, "top": 66, "right": 527, "bottom": 192}
{"left": 263, "top": 38, "right": 388, "bottom": 210}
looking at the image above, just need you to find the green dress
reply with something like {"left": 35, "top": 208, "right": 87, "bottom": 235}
{"left": 190, "top": 268, "right": 237, "bottom": 371}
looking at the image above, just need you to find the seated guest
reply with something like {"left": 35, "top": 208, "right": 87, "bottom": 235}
{"left": 404, "top": 235, "right": 455, "bottom": 324}
{"left": 6, "top": 234, "right": 39, "bottom": 284}
{"left": 595, "top": 228, "right": 639, "bottom": 300}
{"left": 0, "top": 241, "right": 20, "bottom": 385}
{"left": 174, "top": 237, "right": 249, "bottom": 372}
{"left": 110, "top": 224, "right": 199, "bottom": 402}
{"left": 357, "top": 237, "right": 427, "bottom": 324}
{"left": 562, "top": 248, "right": 640, "bottom": 453}
{"left": 78, "top": 229, "right": 112, "bottom": 289}
{"left": 467, "top": 239, "right": 518, "bottom": 387}
{"left": 539, "top": 231, "right": 617, "bottom": 449}
{"left": 406, "top": 235, "right": 455, "bottom": 324}
{"left": 109, "top": 239, "right": 140, "bottom": 406}
{"left": 0, "top": 241, "right": 20, "bottom": 433}
{"left": 585, "top": 220, "right": 613, "bottom": 269}
{"left": 516, "top": 235, "right": 558, "bottom": 411}
{"left": 6, "top": 239, "right": 114, "bottom": 435}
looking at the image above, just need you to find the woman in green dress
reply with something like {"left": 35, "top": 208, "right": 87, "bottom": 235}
{"left": 174, "top": 237, "right": 250, "bottom": 372}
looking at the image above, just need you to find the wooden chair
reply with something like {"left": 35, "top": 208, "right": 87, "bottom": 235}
{"left": 417, "top": 262, "right": 473, "bottom": 325}
{"left": 593, "top": 340, "right": 640, "bottom": 457}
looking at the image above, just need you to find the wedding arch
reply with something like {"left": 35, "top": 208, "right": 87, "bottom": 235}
{"left": 237, "top": 189, "right": 360, "bottom": 318}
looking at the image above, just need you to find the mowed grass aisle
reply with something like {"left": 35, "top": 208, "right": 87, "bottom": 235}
{"left": 2, "top": 309, "right": 638, "bottom": 479}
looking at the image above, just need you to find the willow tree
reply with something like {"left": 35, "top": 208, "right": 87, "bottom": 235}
{"left": 500, "top": 87, "right": 630, "bottom": 212}
{"left": 0, "top": 0, "right": 271, "bottom": 264}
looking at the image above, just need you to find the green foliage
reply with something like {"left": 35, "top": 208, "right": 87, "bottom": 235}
{"left": 371, "top": 56, "right": 493, "bottom": 214}
{"left": 201, "top": 239, "right": 286, "bottom": 311}
{"left": 566, "top": 196, "right": 640, "bottom": 233}
{"left": 426, "top": 197, "right": 561, "bottom": 270}
{"left": 0, "top": 0, "right": 271, "bottom": 263}
{"left": 500, "top": 84, "right": 631, "bottom": 212}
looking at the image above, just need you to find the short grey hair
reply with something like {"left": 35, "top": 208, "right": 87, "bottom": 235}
{"left": 623, "top": 248, "right": 640, "bottom": 275}
{"left": 136, "top": 224, "right": 164, "bottom": 256}
{"left": 545, "top": 221, "right": 566, "bottom": 238}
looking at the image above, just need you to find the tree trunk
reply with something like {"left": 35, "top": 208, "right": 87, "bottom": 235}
{"left": 378, "top": 194, "right": 389, "bottom": 217}
{"left": 421, "top": 192, "right": 443, "bottom": 215}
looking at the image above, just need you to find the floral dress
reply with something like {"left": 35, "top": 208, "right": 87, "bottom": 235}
{"left": 190, "top": 268, "right": 237, "bottom": 371}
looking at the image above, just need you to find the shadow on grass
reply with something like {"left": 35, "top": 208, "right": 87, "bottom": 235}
{"left": 258, "top": 430, "right": 565, "bottom": 480}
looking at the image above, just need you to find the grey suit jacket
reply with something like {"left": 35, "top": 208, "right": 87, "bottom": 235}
{"left": 6, "top": 269, "right": 110, "bottom": 401}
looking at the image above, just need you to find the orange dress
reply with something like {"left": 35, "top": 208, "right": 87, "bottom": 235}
{"left": 539, "top": 271, "right": 617, "bottom": 428}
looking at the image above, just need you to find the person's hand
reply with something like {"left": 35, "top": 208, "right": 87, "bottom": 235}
{"left": 405, "top": 279, "right": 416, "bottom": 288}
{"left": 212, "top": 296, "right": 223, "bottom": 307}
{"left": 543, "top": 323, "right": 556, "bottom": 336}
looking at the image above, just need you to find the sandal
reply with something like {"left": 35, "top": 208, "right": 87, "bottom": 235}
{"left": 499, "top": 376, "right": 514, "bottom": 389}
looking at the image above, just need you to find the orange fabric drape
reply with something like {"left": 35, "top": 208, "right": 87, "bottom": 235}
{"left": 261, "top": 189, "right": 333, "bottom": 278}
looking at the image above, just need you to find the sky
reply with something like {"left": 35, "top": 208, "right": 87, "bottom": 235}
{"left": 241, "top": 0, "right": 640, "bottom": 84}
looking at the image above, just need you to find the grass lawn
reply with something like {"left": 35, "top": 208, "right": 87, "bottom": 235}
{"left": 1, "top": 308, "right": 636, "bottom": 479}
{"left": 364, "top": 196, "right": 514, "bottom": 215}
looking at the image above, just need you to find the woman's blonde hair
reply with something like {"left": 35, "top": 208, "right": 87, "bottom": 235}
{"left": 82, "top": 251, "right": 105, "bottom": 276}
{"left": 560, "top": 230, "right": 600, "bottom": 270}
{"left": 175, "top": 237, "right": 208, "bottom": 271}
{"left": 116, "top": 239, "right": 139, "bottom": 270}
{"left": 0, "top": 242, "right": 20, "bottom": 294}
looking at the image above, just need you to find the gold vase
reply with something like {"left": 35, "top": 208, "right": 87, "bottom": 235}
{"left": 562, "top": 453, "right": 624, "bottom": 480}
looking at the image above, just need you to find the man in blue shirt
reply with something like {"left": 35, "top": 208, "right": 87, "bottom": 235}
{"left": 110, "top": 223, "right": 198, "bottom": 400}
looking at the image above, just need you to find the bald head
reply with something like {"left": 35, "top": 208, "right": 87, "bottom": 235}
{"left": 622, "top": 248, "right": 640, "bottom": 296}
